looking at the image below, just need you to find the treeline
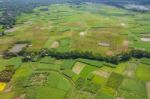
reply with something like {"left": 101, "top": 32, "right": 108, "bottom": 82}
{"left": 22, "top": 48, "right": 150, "bottom": 64}
{"left": 0, "top": 0, "right": 56, "bottom": 29}
{"left": 0, "top": 0, "right": 80, "bottom": 29}
{"left": 0, "top": 0, "right": 149, "bottom": 29}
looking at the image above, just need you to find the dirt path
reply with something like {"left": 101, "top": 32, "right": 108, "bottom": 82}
{"left": 146, "top": 82, "right": 150, "bottom": 99}
{"left": 4, "top": 83, "right": 13, "bottom": 93}
{"left": 4, "top": 86, "right": 12, "bottom": 93}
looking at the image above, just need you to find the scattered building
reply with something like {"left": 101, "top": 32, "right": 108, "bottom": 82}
{"left": 98, "top": 42, "right": 110, "bottom": 47}
{"left": 80, "top": 32, "right": 85, "bottom": 36}
{"left": 141, "top": 38, "right": 150, "bottom": 42}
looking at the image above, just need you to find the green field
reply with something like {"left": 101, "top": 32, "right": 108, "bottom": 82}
{"left": 0, "top": 56, "right": 149, "bottom": 99}
{"left": 0, "top": 3, "right": 150, "bottom": 56}
{"left": 0, "top": 2, "right": 150, "bottom": 99}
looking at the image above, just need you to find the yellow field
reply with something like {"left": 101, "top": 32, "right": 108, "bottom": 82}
{"left": 0, "top": 82, "right": 6, "bottom": 91}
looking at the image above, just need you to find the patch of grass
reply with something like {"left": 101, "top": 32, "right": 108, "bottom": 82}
{"left": 140, "top": 58, "right": 150, "bottom": 65}
{"left": 76, "top": 78, "right": 100, "bottom": 94}
{"left": 100, "top": 86, "right": 115, "bottom": 96}
{"left": 114, "top": 62, "right": 128, "bottom": 74}
{"left": 94, "top": 92, "right": 114, "bottom": 99}
{"left": 36, "top": 87, "right": 67, "bottom": 99}
{"left": 79, "top": 65, "right": 97, "bottom": 78}
{"left": 103, "top": 62, "right": 117, "bottom": 68}
{"left": 135, "top": 63, "right": 150, "bottom": 81}
{"left": 40, "top": 56, "right": 55, "bottom": 64}
{"left": 57, "top": 77, "right": 71, "bottom": 91}
{"left": 119, "top": 78, "right": 147, "bottom": 99}
{"left": 4, "top": 57, "right": 22, "bottom": 69}
{"left": 66, "top": 88, "right": 95, "bottom": 99}
{"left": 47, "top": 71, "right": 71, "bottom": 91}
{"left": 0, "top": 92, "right": 14, "bottom": 99}
{"left": 56, "top": 38, "right": 71, "bottom": 52}
{"left": 77, "top": 58, "right": 104, "bottom": 68}
{"left": 92, "top": 75, "right": 107, "bottom": 86}
{"left": 60, "top": 59, "right": 75, "bottom": 70}
{"left": 106, "top": 72, "right": 124, "bottom": 89}
{"left": 36, "top": 63, "right": 60, "bottom": 71}
{"left": 62, "top": 70, "right": 79, "bottom": 81}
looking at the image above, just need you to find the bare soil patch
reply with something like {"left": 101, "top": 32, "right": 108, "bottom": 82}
{"left": 72, "top": 62, "right": 86, "bottom": 75}
{"left": 122, "top": 40, "right": 129, "bottom": 52}
{"left": 92, "top": 70, "right": 111, "bottom": 78}
{"left": 50, "top": 41, "right": 59, "bottom": 49}
{"left": 9, "top": 44, "right": 27, "bottom": 54}
{"left": 4, "top": 85, "right": 13, "bottom": 93}
{"left": 106, "top": 50, "right": 114, "bottom": 56}
{"left": 146, "top": 82, "right": 150, "bottom": 99}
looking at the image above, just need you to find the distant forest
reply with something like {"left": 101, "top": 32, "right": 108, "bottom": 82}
{"left": 0, "top": 0, "right": 150, "bottom": 29}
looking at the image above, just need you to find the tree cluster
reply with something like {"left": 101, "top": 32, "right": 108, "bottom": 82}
{"left": 21, "top": 48, "right": 150, "bottom": 64}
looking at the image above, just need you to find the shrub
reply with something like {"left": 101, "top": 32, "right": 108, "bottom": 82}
{"left": 76, "top": 78, "right": 100, "bottom": 94}
{"left": 0, "top": 69, "right": 15, "bottom": 82}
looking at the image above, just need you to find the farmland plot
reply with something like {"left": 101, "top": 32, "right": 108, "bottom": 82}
{"left": 146, "top": 82, "right": 150, "bottom": 99}
{"left": 0, "top": 2, "right": 150, "bottom": 99}
{"left": 72, "top": 62, "right": 86, "bottom": 75}
{"left": 92, "top": 69, "right": 111, "bottom": 78}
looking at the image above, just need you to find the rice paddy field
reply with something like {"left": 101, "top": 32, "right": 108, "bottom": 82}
{"left": 0, "top": 56, "right": 150, "bottom": 99}
{"left": 0, "top": 3, "right": 150, "bottom": 55}
{"left": 0, "top": 2, "right": 150, "bottom": 99}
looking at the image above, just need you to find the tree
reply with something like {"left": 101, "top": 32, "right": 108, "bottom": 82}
{"left": 0, "top": 25, "right": 5, "bottom": 36}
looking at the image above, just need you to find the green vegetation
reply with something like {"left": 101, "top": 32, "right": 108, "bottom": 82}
{"left": 62, "top": 69, "right": 79, "bottom": 81}
{"left": 135, "top": 63, "right": 150, "bottom": 81}
{"left": 106, "top": 72, "right": 124, "bottom": 89}
{"left": 79, "top": 65, "right": 97, "bottom": 78}
{"left": 1, "top": 3, "right": 150, "bottom": 56}
{"left": 40, "top": 56, "right": 55, "bottom": 64}
{"left": 0, "top": 1, "right": 150, "bottom": 99}
{"left": 0, "top": 56, "right": 150, "bottom": 99}
{"left": 119, "top": 78, "right": 147, "bottom": 99}
{"left": 140, "top": 58, "right": 150, "bottom": 65}
{"left": 36, "top": 63, "right": 60, "bottom": 71}
{"left": 56, "top": 38, "right": 71, "bottom": 52}
{"left": 94, "top": 92, "right": 114, "bottom": 99}
{"left": 77, "top": 58, "right": 104, "bottom": 68}
{"left": 60, "top": 60, "right": 75, "bottom": 70}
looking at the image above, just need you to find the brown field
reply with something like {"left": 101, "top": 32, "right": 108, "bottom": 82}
{"left": 92, "top": 69, "right": 111, "bottom": 78}
{"left": 72, "top": 62, "right": 86, "bottom": 74}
